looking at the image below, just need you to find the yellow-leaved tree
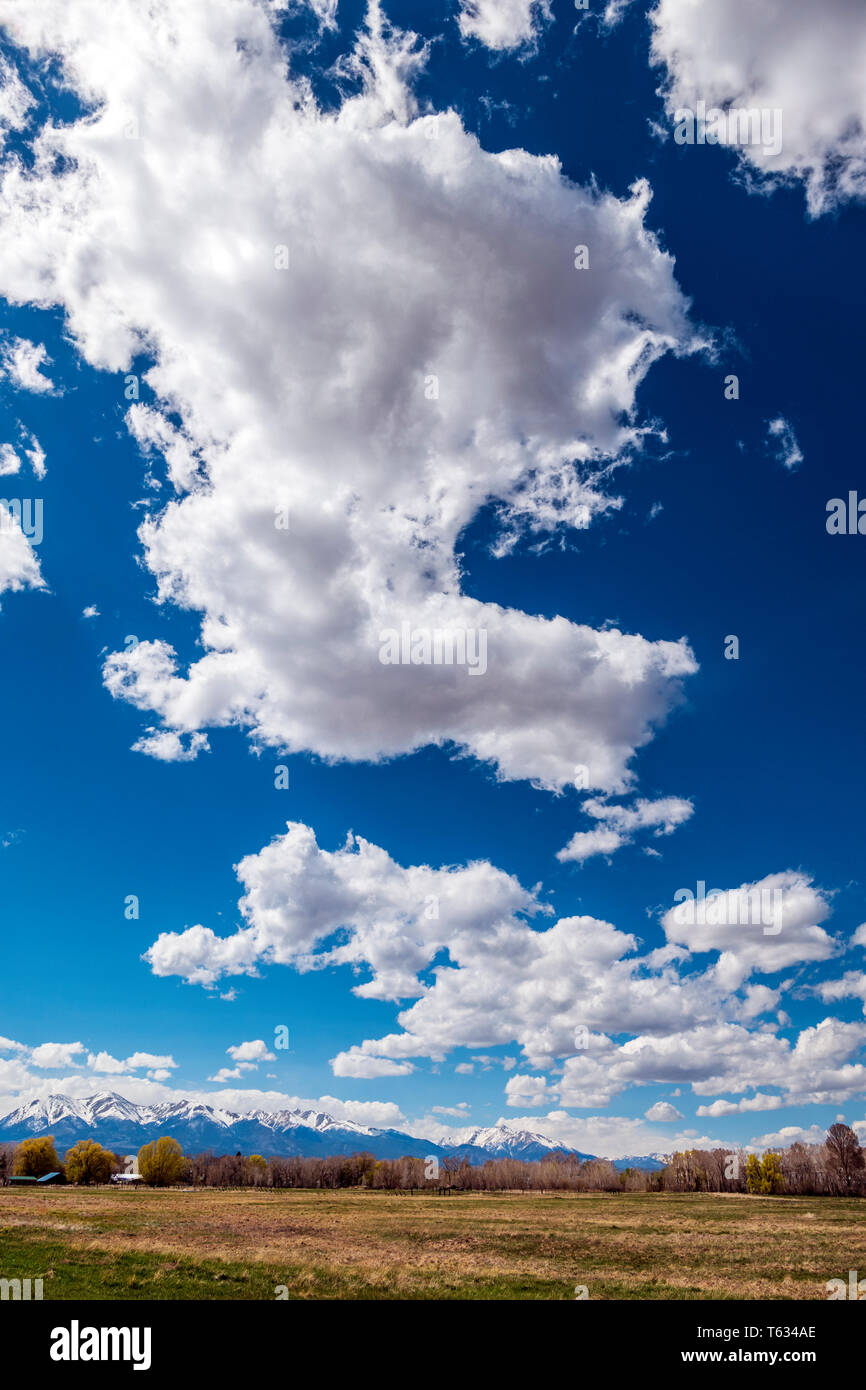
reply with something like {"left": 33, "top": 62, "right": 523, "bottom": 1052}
{"left": 13, "top": 1136, "right": 60, "bottom": 1177}
{"left": 65, "top": 1139, "right": 114, "bottom": 1185}
{"left": 137, "top": 1136, "right": 185, "bottom": 1186}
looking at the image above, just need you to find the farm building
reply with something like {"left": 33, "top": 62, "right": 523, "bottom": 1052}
{"left": 9, "top": 1171, "right": 64, "bottom": 1185}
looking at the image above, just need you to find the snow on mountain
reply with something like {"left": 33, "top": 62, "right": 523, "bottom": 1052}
{"left": 610, "top": 1152, "right": 671, "bottom": 1172}
{"left": 0, "top": 1093, "right": 600, "bottom": 1163}
{"left": 443, "top": 1123, "right": 595, "bottom": 1163}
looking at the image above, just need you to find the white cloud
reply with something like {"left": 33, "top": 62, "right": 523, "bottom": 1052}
{"left": 0, "top": 54, "right": 33, "bottom": 151}
{"left": 645, "top": 1100, "right": 683, "bottom": 1121}
{"left": 457, "top": 0, "right": 552, "bottom": 52}
{"left": 697, "top": 1093, "right": 787, "bottom": 1118}
{"left": 125, "top": 1052, "right": 177, "bottom": 1070}
{"left": 0, "top": 508, "right": 44, "bottom": 602}
{"left": 143, "top": 818, "right": 860, "bottom": 1116}
{"left": 130, "top": 728, "right": 210, "bottom": 762}
{"left": 82, "top": 605, "right": 100, "bottom": 619}
{"left": 538, "top": 1017, "right": 866, "bottom": 1111}
{"left": 498, "top": 1108, "right": 713, "bottom": 1160}
{"left": 226, "top": 1039, "right": 276, "bottom": 1062}
{"left": 749, "top": 1123, "right": 829, "bottom": 1151}
{"left": 767, "top": 417, "right": 803, "bottom": 472}
{"left": 0, "top": 336, "right": 55, "bottom": 393}
{"left": 816, "top": 971, "right": 866, "bottom": 1014}
{"left": 0, "top": 0, "right": 699, "bottom": 805}
{"left": 650, "top": 0, "right": 866, "bottom": 216}
{"left": 557, "top": 794, "right": 693, "bottom": 864}
{"left": 29, "top": 1041, "right": 85, "bottom": 1068}
{"left": 86, "top": 1051, "right": 127, "bottom": 1074}
{"left": 146, "top": 819, "right": 545, "bottom": 999}
{"left": 86, "top": 1049, "right": 178, "bottom": 1074}
{"left": 22, "top": 432, "right": 46, "bottom": 478}
{"left": 0, "top": 505, "right": 44, "bottom": 603}
{"left": 661, "top": 871, "right": 837, "bottom": 987}
{"left": 0, "top": 444, "right": 20, "bottom": 476}
{"left": 331, "top": 1048, "right": 415, "bottom": 1079}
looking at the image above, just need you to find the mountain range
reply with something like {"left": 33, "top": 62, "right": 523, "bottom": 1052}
{"left": 0, "top": 1093, "right": 668, "bottom": 1169}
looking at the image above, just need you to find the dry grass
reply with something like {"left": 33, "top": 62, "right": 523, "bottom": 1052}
{"left": 1, "top": 1187, "right": 864, "bottom": 1300}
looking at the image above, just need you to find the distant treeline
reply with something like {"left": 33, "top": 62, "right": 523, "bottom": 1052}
{"left": 2, "top": 1122, "right": 863, "bottom": 1196}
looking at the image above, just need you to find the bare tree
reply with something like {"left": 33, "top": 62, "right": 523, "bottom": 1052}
{"left": 825, "top": 1124, "right": 865, "bottom": 1195}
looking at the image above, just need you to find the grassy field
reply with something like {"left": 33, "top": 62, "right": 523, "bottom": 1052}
{"left": 1, "top": 1187, "right": 864, "bottom": 1300}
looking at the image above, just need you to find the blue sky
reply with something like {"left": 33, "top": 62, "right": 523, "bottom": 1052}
{"left": 0, "top": 0, "right": 864, "bottom": 1157}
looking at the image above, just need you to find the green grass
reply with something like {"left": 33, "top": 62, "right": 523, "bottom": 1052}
{"left": 2, "top": 1188, "right": 865, "bottom": 1300}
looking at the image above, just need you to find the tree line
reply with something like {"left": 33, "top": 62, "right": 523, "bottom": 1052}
{"left": 1, "top": 1122, "right": 862, "bottom": 1195}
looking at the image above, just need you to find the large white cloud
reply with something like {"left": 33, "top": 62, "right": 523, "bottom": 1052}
{"left": 142, "top": 816, "right": 854, "bottom": 1110}
{"left": 649, "top": 0, "right": 866, "bottom": 216}
{"left": 457, "top": 0, "right": 552, "bottom": 52}
{"left": 660, "top": 870, "right": 837, "bottom": 988}
{"left": 0, "top": 0, "right": 699, "bottom": 806}
{"left": 145, "top": 819, "right": 545, "bottom": 1001}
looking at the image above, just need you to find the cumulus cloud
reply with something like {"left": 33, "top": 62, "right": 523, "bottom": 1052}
{"left": 697, "top": 1092, "right": 787, "bottom": 1118}
{"left": 661, "top": 871, "right": 837, "bottom": 988}
{"left": 650, "top": 0, "right": 866, "bottom": 215}
{"left": 141, "top": 817, "right": 858, "bottom": 1111}
{"left": 457, "top": 0, "right": 552, "bottom": 52}
{"left": 83, "top": 1049, "right": 178, "bottom": 1075}
{"left": 557, "top": 793, "right": 693, "bottom": 864}
{"left": 526, "top": 1017, "right": 866, "bottom": 1112}
{"left": 29, "top": 1041, "right": 85, "bottom": 1068}
{"left": 749, "top": 1123, "right": 830, "bottom": 1151}
{"left": 815, "top": 971, "right": 866, "bottom": 1014}
{"left": 0, "top": 0, "right": 699, "bottom": 806}
{"left": 226, "top": 1039, "right": 276, "bottom": 1062}
{"left": 145, "top": 819, "right": 545, "bottom": 1000}
{"left": 645, "top": 1100, "right": 683, "bottom": 1121}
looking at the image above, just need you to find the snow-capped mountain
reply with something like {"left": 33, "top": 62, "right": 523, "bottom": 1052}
{"left": 610, "top": 1152, "right": 671, "bottom": 1172}
{"left": 442, "top": 1125, "right": 595, "bottom": 1163}
{"left": 0, "top": 1093, "right": 593, "bottom": 1164}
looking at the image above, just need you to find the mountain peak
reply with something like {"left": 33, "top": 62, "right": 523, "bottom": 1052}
{"left": 0, "top": 1092, "right": 593, "bottom": 1164}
